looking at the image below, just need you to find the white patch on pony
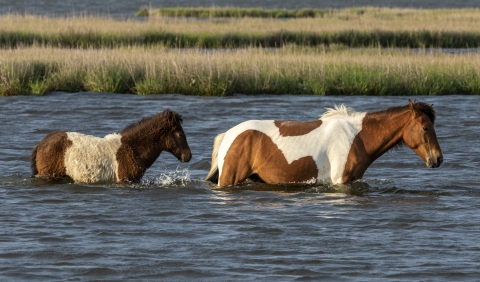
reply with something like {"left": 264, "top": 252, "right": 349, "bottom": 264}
{"left": 64, "top": 132, "right": 122, "bottom": 183}
{"left": 217, "top": 105, "right": 366, "bottom": 185}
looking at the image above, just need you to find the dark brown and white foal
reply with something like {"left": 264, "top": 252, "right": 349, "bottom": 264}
{"left": 31, "top": 109, "right": 191, "bottom": 183}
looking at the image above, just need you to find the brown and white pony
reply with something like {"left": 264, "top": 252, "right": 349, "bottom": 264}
{"left": 31, "top": 109, "right": 191, "bottom": 183}
{"left": 206, "top": 100, "right": 443, "bottom": 187}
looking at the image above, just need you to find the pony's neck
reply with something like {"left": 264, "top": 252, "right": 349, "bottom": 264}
{"left": 360, "top": 109, "right": 410, "bottom": 163}
{"left": 122, "top": 127, "right": 168, "bottom": 169}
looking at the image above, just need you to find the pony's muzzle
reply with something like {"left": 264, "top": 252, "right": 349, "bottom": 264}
{"left": 427, "top": 155, "right": 443, "bottom": 168}
{"left": 181, "top": 152, "right": 192, "bottom": 163}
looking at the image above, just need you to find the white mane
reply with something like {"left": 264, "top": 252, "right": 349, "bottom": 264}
{"left": 320, "top": 104, "right": 363, "bottom": 120}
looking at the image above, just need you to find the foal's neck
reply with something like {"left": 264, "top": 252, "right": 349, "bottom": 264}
{"left": 360, "top": 110, "right": 410, "bottom": 163}
{"left": 122, "top": 125, "right": 168, "bottom": 168}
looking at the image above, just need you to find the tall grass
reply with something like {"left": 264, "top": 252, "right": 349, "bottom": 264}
{"left": 2, "top": 9, "right": 480, "bottom": 48}
{"left": 2, "top": 30, "right": 480, "bottom": 49}
{"left": 2, "top": 46, "right": 480, "bottom": 96}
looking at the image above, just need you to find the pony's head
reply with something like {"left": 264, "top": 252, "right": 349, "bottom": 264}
{"left": 163, "top": 110, "right": 192, "bottom": 163}
{"left": 402, "top": 100, "right": 443, "bottom": 168}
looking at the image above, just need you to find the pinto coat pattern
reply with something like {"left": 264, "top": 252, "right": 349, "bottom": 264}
{"left": 31, "top": 109, "right": 191, "bottom": 183}
{"left": 206, "top": 101, "right": 443, "bottom": 187}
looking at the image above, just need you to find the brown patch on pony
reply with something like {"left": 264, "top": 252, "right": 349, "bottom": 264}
{"left": 342, "top": 133, "right": 371, "bottom": 183}
{"left": 116, "top": 109, "right": 186, "bottom": 182}
{"left": 274, "top": 120, "right": 323, "bottom": 137}
{"left": 219, "top": 130, "right": 318, "bottom": 186}
{"left": 31, "top": 131, "right": 72, "bottom": 179}
{"left": 341, "top": 109, "right": 407, "bottom": 183}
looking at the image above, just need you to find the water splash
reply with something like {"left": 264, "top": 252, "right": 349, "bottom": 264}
{"left": 133, "top": 167, "right": 191, "bottom": 189}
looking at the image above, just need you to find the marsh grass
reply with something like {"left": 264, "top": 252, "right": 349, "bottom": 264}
{"left": 2, "top": 46, "right": 480, "bottom": 96}
{"left": 2, "top": 9, "right": 480, "bottom": 48}
{"left": 2, "top": 30, "right": 480, "bottom": 49}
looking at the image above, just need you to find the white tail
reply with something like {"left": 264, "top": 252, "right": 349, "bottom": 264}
{"left": 205, "top": 132, "right": 226, "bottom": 182}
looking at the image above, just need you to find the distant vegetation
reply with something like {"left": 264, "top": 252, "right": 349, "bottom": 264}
{"left": 2, "top": 9, "right": 480, "bottom": 49}
{"left": 1, "top": 46, "right": 479, "bottom": 96}
{"left": 1, "top": 8, "right": 480, "bottom": 95}
{"left": 135, "top": 7, "right": 329, "bottom": 18}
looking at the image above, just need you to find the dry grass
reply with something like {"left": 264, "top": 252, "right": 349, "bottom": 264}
{"left": 1, "top": 8, "right": 480, "bottom": 34}
{"left": 1, "top": 46, "right": 480, "bottom": 96}
{"left": 2, "top": 9, "right": 480, "bottom": 48}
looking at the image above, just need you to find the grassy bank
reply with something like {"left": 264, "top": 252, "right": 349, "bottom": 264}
{"left": 1, "top": 46, "right": 480, "bottom": 96}
{"left": 2, "top": 9, "right": 480, "bottom": 48}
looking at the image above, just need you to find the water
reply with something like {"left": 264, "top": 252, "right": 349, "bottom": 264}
{"left": 1, "top": 93, "right": 480, "bottom": 280}
{"left": 0, "top": 0, "right": 479, "bottom": 17}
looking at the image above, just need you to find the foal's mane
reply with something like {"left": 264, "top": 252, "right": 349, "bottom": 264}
{"left": 120, "top": 109, "right": 183, "bottom": 136}
{"left": 375, "top": 101, "right": 436, "bottom": 124}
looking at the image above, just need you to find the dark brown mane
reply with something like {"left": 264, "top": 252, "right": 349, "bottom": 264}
{"left": 120, "top": 109, "right": 183, "bottom": 136}
{"left": 375, "top": 101, "right": 436, "bottom": 124}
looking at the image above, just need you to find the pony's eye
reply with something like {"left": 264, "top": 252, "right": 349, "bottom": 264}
{"left": 423, "top": 126, "right": 429, "bottom": 132}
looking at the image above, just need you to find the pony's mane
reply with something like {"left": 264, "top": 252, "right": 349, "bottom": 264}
{"left": 320, "top": 104, "right": 364, "bottom": 119}
{"left": 375, "top": 101, "right": 436, "bottom": 124}
{"left": 120, "top": 109, "right": 183, "bottom": 136}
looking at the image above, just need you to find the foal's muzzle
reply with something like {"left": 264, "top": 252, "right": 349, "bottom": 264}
{"left": 180, "top": 152, "right": 192, "bottom": 163}
{"left": 426, "top": 156, "right": 443, "bottom": 168}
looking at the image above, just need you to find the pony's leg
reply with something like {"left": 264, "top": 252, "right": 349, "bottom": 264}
{"left": 116, "top": 145, "right": 143, "bottom": 183}
{"left": 218, "top": 163, "right": 253, "bottom": 187}
{"left": 217, "top": 130, "right": 259, "bottom": 187}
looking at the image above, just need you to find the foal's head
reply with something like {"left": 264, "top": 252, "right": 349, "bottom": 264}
{"left": 402, "top": 100, "right": 443, "bottom": 168}
{"left": 163, "top": 110, "right": 192, "bottom": 163}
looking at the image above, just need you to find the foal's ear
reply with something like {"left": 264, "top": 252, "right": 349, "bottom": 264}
{"left": 164, "top": 109, "right": 175, "bottom": 122}
{"left": 408, "top": 99, "right": 421, "bottom": 117}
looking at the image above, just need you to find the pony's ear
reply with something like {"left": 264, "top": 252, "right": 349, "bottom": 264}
{"left": 408, "top": 99, "right": 421, "bottom": 117}
{"left": 164, "top": 109, "right": 181, "bottom": 125}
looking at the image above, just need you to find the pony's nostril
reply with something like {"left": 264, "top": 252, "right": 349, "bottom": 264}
{"left": 437, "top": 156, "right": 443, "bottom": 165}
{"left": 182, "top": 153, "right": 192, "bottom": 162}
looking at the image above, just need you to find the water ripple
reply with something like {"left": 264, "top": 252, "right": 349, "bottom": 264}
{"left": 2, "top": 94, "right": 480, "bottom": 280}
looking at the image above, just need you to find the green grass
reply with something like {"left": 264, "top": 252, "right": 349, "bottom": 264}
{"left": 2, "top": 47, "right": 480, "bottom": 96}
{"left": 1, "top": 30, "right": 480, "bottom": 49}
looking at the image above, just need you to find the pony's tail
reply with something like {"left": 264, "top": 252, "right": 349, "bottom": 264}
{"left": 30, "top": 145, "right": 39, "bottom": 176}
{"left": 205, "top": 132, "right": 226, "bottom": 183}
